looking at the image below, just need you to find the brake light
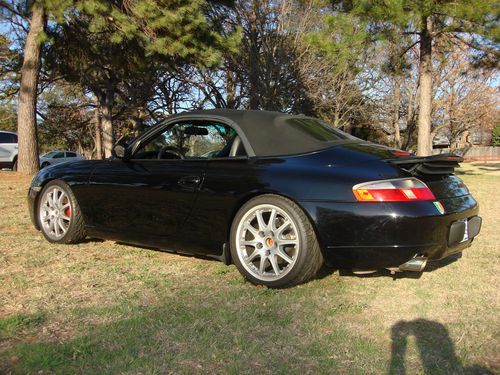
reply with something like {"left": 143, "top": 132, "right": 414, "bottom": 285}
{"left": 391, "top": 151, "right": 412, "bottom": 157}
{"left": 353, "top": 178, "right": 436, "bottom": 202}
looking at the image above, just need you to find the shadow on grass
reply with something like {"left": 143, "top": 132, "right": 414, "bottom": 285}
{"left": 388, "top": 319, "right": 494, "bottom": 374}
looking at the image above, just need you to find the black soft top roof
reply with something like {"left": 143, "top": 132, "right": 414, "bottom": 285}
{"left": 169, "top": 109, "right": 357, "bottom": 157}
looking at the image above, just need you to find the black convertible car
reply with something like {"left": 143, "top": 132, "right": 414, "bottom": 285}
{"left": 28, "top": 109, "right": 481, "bottom": 287}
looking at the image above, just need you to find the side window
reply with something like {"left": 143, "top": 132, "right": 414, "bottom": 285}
{"left": 133, "top": 122, "right": 241, "bottom": 160}
{"left": 53, "top": 152, "right": 65, "bottom": 159}
{"left": 0, "top": 132, "right": 16, "bottom": 144}
{"left": 66, "top": 152, "right": 77, "bottom": 157}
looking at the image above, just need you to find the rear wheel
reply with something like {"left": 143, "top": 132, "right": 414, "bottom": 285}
{"left": 12, "top": 158, "right": 17, "bottom": 171}
{"left": 230, "top": 195, "right": 323, "bottom": 288}
{"left": 37, "top": 180, "right": 86, "bottom": 243}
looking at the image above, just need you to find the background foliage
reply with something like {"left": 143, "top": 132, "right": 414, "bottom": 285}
{"left": 0, "top": 0, "right": 498, "bottom": 158}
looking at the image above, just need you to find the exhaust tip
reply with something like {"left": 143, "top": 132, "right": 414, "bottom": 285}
{"left": 398, "top": 256, "right": 428, "bottom": 272}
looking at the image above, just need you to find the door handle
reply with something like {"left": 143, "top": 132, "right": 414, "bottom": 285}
{"left": 178, "top": 175, "right": 201, "bottom": 188}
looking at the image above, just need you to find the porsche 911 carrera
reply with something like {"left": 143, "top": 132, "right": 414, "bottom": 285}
{"left": 28, "top": 109, "right": 482, "bottom": 287}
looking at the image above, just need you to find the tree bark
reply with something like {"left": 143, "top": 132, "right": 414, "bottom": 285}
{"left": 417, "top": 16, "right": 433, "bottom": 156}
{"left": 100, "top": 85, "right": 114, "bottom": 158}
{"left": 16, "top": 2, "right": 45, "bottom": 174}
{"left": 131, "top": 106, "right": 144, "bottom": 137}
{"left": 226, "top": 67, "right": 236, "bottom": 109}
{"left": 392, "top": 76, "right": 402, "bottom": 149}
{"left": 94, "top": 104, "right": 103, "bottom": 160}
{"left": 247, "top": 0, "right": 261, "bottom": 110}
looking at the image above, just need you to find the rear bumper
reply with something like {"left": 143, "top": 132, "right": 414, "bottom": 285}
{"left": 300, "top": 194, "right": 481, "bottom": 269}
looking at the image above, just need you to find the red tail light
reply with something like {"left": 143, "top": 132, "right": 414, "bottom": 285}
{"left": 353, "top": 178, "right": 436, "bottom": 202}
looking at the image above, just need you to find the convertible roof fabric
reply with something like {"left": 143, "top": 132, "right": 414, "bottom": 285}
{"left": 171, "top": 109, "right": 356, "bottom": 157}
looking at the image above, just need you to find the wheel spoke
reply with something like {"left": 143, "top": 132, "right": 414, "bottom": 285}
{"left": 55, "top": 219, "right": 61, "bottom": 236}
{"left": 246, "top": 250, "right": 260, "bottom": 262}
{"left": 276, "top": 248, "right": 293, "bottom": 264}
{"left": 57, "top": 218, "right": 67, "bottom": 233}
{"left": 256, "top": 210, "right": 266, "bottom": 231}
{"left": 52, "top": 188, "right": 59, "bottom": 205}
{"left": 278, "top": 239, "right": 298, "bottom": 246}
{"left": 244, "top": 223, "right": 259, "bottom": 237}
{"left": 58, "top": 191, "right": 66, "bottom": 205}
{"left": 241, "top": 240, "right": 258, "bottom": 247}
{"left": 276, "top": 220, "right": 291, "bottom": 236}
{"left": 259, "top": 256, "right": 267, "bottom": 274}
{"left": 269, "top": 255, "right": 280, "bottom": 275}
{"left": 268, "top": 209, "right": 277, "bottom": 230}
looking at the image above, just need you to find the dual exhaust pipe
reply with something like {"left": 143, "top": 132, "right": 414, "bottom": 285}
{"left": 352, "top": 255, "right": 428, "bottom": 275}
{"left": 397, "top": 256, "right": 428, "bottom": 272}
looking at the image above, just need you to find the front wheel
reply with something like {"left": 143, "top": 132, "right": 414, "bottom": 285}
{"left": 230, "top": 195, "right": 323, "bottom": 288}
{"left": 37, "top": 180, "right": 86, "bottom": 244}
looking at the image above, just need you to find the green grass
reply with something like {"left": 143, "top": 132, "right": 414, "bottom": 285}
{"left": 0, "top": 163, "right": 499, "bottom": 374}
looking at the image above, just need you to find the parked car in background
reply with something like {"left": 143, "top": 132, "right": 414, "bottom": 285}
{"left": 39, "top": 150, "right": 85, "bottom": 168}
{"left": 0, "top": 130, "right": 18, "bottom": 170}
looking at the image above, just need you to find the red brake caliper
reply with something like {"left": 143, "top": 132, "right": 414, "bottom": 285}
{"left": 66, "top": 207, "right": 71, "bottom": 217}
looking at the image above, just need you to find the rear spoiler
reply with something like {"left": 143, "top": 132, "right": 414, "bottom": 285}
{"left": 386, "top": 153, "right": 463, "bottom": 176}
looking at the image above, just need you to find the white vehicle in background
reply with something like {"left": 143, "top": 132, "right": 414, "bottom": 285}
{"left": 0, "top": 130, "right": 18, "bottom": 170}
{"left": 39, "top": 150, "right": 85, "bottom": 168}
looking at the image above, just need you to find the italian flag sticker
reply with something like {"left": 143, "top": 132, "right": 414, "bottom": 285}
{"left": 433, "top": 201, "right": 445, "bottom": 215}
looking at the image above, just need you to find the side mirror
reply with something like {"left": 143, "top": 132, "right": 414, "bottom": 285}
{"left": 111, "top": 138, "right": 129, "bottom": 160}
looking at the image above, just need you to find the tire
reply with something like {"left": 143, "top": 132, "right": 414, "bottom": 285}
{"left": 230, "top": 194, "right": 324, "bottom": 288}
{"left": 37, "top": 180, "right": 86, "bottom": 244}
{"left": 41, "top": 162, "right": 50, "bottom": 168}
{"left": 12, "top": 158, "right": 17, "bottom": 171}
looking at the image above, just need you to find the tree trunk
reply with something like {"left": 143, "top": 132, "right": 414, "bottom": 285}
{"left": 247, "top": 0, "right": 261, "bottom": 110}
{"left": 226, "top": 67, "right": 236, "bottom": 109}
{"left": 417, "top": 16, "right": 433, "bottom": 156}
{"left": 392, "top": 76, "right": 402, "bottom": 149}
{"left": 100, "top": 85, "right": 114, "bottom": 158}
{"left": 16, "top": 2, "right": 45, "bottom": 174}
{"left": 94, "top": 104, "right": 103, "bottom": 160}
{"left": 131, "top": 106, "right": 144, "bottom": 137}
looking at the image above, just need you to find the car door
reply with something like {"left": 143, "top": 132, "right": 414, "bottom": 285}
{"left": 87, "top": 121, "right": 232, "bottom": 246}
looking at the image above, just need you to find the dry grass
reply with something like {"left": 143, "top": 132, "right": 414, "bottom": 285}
{"left": 0, "top": 162, "right": 499, "bottom": 374}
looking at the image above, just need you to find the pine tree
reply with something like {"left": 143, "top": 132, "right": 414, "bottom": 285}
{"left": 1, "top": 0, "right": 238, "bottom": 172}
{"left": 351, "top": 0, "right": 499, "bottom": 155}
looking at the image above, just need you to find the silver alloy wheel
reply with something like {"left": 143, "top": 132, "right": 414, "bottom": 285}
{"left": 39, "top": 186, "right": 71, "bottom": 240}
{"left": 235, "top": 204, "right": 300, "bottom": 281}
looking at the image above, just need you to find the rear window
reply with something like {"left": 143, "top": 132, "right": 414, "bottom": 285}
{"left": 244, "top": 114, "right": 360, "bottom": 157}
{"left": 285, "top": 118, "right": 356, "bottom": 142}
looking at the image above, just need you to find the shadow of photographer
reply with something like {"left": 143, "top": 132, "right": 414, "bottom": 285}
{"left": 388, "top": 319, "right": 493, "bottom": 374}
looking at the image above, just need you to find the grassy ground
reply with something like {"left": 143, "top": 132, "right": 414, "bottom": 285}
{"left": 0, "top": 162, "right": 498, "bottom": 374}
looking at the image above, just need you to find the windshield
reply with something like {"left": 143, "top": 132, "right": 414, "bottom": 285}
{"left": 41, "top": 151, "right": 58, "bottom": 158}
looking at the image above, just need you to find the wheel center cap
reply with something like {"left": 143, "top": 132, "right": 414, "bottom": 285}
{"left": 265, "top": 237, "right": 274, "bottom": 248}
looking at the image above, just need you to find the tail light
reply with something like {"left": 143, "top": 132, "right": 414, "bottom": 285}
{"left": 353, "top": 178, "right": 436, "bottom": 202}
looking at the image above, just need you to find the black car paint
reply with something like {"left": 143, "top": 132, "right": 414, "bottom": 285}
{"left": 28, "top": 137, "right": 479, "bottom": 269}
